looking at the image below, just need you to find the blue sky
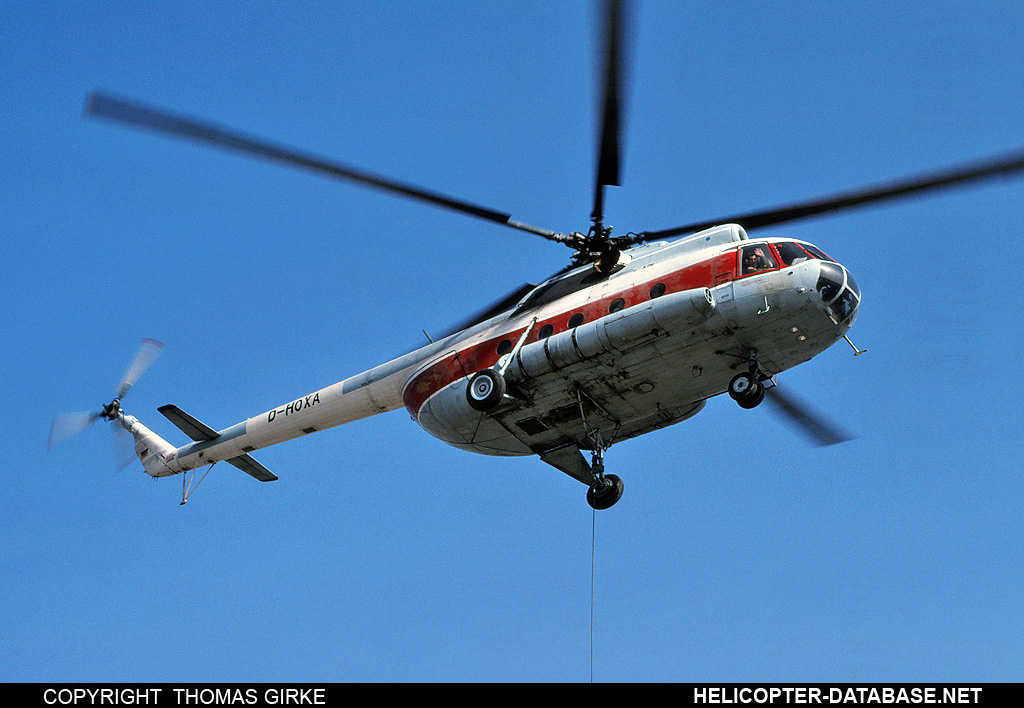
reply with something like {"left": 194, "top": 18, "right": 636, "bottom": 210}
{"left": 3, "top": 0, "right": 1024, "bottom": 682}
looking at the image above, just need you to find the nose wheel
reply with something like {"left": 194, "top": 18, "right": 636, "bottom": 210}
{"left": 728, "top": 354, "right": 768, "bottom": 409}
{"left": 728, "top": 371, "right": 765, "bottom": 408}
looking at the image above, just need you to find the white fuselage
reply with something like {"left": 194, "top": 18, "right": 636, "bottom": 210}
{"left": 126, "top": 225, "right": 861, "bottom": 480}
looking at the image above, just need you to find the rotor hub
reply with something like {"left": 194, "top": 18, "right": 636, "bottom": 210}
{"left": 101, "top": 398, "right": 122, "bottom": 421}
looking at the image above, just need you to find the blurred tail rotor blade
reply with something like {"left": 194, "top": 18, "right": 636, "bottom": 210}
{"left": 116, "top": 338, "right": 165, "bottom": 399}
{"left": 764, "top": 385, "right": 854, "bottom": 447}
{"left": 48, "top": 412, "right": 100, "bottom": 449}
{"left": 113, "top": 423, "right": 137, "bottom": 471}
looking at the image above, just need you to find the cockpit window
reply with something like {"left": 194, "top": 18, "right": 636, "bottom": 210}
{"left": 816, "top": 262, "right": 845, "bottom": 303}
{"left": 815, "top": 261, "right": 861, "bottom": 325}
{"left": 845, "top": 271, "right": 861, "bottom": 300}
{"left": 801, "top": 244, "right": 835, "bottom": 262}
{"left": 829, "top": 290, "right": 858, "bottom": 323}
{"left": 774, "top": 241, "right": 812, "bottom": 266}
{"left": 740, "top": 245, "right": 777, "bottom": 275}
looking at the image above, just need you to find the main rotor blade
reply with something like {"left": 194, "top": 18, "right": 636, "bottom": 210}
{"left": 591, "top": 0, "right": 629, "bottom": 227}
{"left": 84, "top": 91, "right": 561, "bottom": 242}
{"left": 764, "top": 385, "right": 853, "bottom": 447}
{"left": 115, "top": 337, "right": 165, "bottom": 399}
{"left": 640, "top": 147, "right": 1024, "bottom": 240}
{"left": 434, "top": 282, "right": 538, "bottom": 341}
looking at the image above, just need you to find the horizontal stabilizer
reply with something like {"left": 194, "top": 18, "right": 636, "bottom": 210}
{"left": 158, "top": 404, "right": 217, "bottom": 441}
{"left": 225, "top": 453, "right": 278, "bottom": 482}
{"left": 159, "top": 404, "right": 278, "bottom": 481}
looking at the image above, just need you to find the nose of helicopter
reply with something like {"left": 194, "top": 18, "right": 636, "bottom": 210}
{"left": 814, "top": 260, "right": 861, "bottom": 327}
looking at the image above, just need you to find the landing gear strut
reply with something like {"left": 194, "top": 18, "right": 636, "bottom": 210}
{"left": 180, "top": 462, "right": 216, "bottom": 505}
{"left": 586, "top": 447, "right": 623, "bottom": 510}
{"left": 572, "top": 389, "right": 625, "bottom": 510}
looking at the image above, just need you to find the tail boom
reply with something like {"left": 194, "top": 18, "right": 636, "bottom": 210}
{"left": 143, "top": 363, "right": 410, "bottom": 477}
{"left": 117, "top": 335, "right": 458, "bottom": 479}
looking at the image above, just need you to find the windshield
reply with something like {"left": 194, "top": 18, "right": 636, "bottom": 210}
{"left": 773, "top": 240, "right": 837, "bottom": 266}
{"left": 774, "top": 241, "right": 813, "bottom": 266}
{"left": 815, "top": 262, "right": 860, "bottom": 325}
{"left": 816, "top": 262, "right": 845, "bottom": 303}
{"left": 801, "top": 244, "right": 835, "bottom": 262}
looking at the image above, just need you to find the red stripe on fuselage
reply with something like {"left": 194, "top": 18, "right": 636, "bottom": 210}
{"left": 402, "top": 250, "right": 738, "bottom": 419}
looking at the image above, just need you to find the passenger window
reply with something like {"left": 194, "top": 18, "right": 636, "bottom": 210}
{"left": 496, "top": 339, "right": 513, "bottom": 356}
{"left": 740, "top": 245, "right": 777, "bottom": 275}
{"left": 538, "top": 324, "right": 554, "bottom": 339}
{"left": 649, "top": 283, "right": 666, "bottom": 299}
{"left": 568, "top": 313, "right": 584, "bottom": 328}
{"left": 774, "top": 242, "right": 811, "bottom": 266}
{"left": 609, "top": 298, "right": 625, "bottom": 313}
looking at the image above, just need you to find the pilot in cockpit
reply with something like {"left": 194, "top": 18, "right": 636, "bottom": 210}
{"left": 742, "top": 246, "right": 774, "bottom": 275}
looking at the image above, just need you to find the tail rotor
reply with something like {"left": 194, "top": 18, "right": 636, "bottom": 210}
{"left": 47, "top": 411, "right": 102, "bottom": 449}
{"left": 114, "top": 337, "right": 164, "bottom": 400}
{"left": 48, "top": 338, "right": 166, "bottom": 464}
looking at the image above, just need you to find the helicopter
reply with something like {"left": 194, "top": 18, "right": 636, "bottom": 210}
{"left": 51, "top": 0, "right": 1024, "bottom": 509}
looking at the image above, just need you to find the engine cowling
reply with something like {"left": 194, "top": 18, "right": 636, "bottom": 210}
{"left": 403, "top": 285, "right": 718, "bottom": 457}
{"left": 503, "top": 287, "right": 715, "bottom": 382}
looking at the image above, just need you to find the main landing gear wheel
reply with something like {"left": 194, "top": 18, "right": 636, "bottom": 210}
{"left": 466, "top": 369, "right": 506, "bottom": 411}
{"left": 728, "top": 372, "right": 765, "bottom": 409}
{"left": 587, "top": 474, "right": 624, "bottom": 510}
